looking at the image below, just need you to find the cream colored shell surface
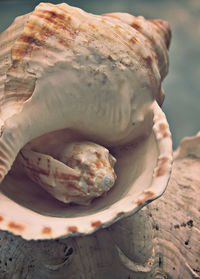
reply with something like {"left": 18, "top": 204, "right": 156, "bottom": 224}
{"left": 0, "top": 2, "right": 170, "bottom": 180}
{"left": 0, "top": 102, "right": 172, "bottom": 239}
{"left": 19, "top": 141, "right": 117, "bottom": 205}
{"left": 0, "top": 3, "right": 172, "bottom": 239}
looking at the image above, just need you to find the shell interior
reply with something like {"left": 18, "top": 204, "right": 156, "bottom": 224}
{"left": 0, "top": 3, "right": 172, "bottom": 239}
{"left": 0, "top": 102, "right": 172, "bottom": 239}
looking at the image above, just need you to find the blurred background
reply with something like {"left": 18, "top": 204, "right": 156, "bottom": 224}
{"left": 0, "top": 0, "right": 199, "bottom": 149}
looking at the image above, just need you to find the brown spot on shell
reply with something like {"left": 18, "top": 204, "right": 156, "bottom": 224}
{"left": 130, "top": 37, "right": 138, "bottom": 44}
{"left": 136, "top": 199, "right": 143, "bottom": 206}
{"left": 149, "top": 19, "right": 163, "bottom": 26}
{"left": 156, "top": 19, "right": 164, "bottom": 25}
{"left": 66, "top": 181, "right": 85, "bottom": 194}
{"left": 36, "top": 9, "right": 76, "bottom": 38}
{"left": 42, "top": 227, "right": 52, "bottom": 234}
{"left": 19, "top": 35, "right": 42, "bottom": 46}
{"left": 159, "top": 122, "right": 167, "bottom": 131}
{"left": 107, "top": 55, "right": 114, "bottom": 61}
{"left": 94, "top": 160, "right": 101, "bottom": 168}
{"left": 163, "top": 132, "right": 170, "bottom": 138}
{"left": 0, "top": 216, "right": 4, "bottom": 222}
{"left": 67, "top": 226, "right": 78, "bottom": 233}
{"left": 115, "top": 25, "right": 121, "bottom": 31}
{"left": 158, "top": 123, "right": 170, "bottom": 138}
{"left": 140, "top": 55, "right": 157, "bottom": 88}
{"left": 155, "top": 157, "right": 169, "bottom": 177}
{"left": 54, "top": 172, "right": 80, "bottom": 182}
{"left": 131, "top": 22, "right": 141, "bottom": 30}
{"left": 11, "top": 48, "right": 27, "bottom": 59}
{"left": 88, "top": 168, "right": 95, "bottom": 178}
{"left": 83, "top": 177, "right": 94, "bottom": 187}
{"left": 136, "top": 191, "right": 154, "bottom": 206}
{"left": 95, "top": 152, "right": 102, "bottom": 160}
{"left": 144, "top": 190, "right": 155, "bottom": 198}
{"left": 101, "top": 160, "right": 107, "bottom": 167}
{"left": 38, "top": 10, "right": 65, "bottom": 23}
{"left": 88, "top": 23, "right": 97, "bottom": 29}
{"left": 143, "top": 56, "right": 153, "bottom": 69}
{"left": 94, "top": 151, "right": 108, "bottom": 168}
{"left": 8, "top": 221, "right": 25, "bottom": 231}
{"left": 91, "top": 220, "right": 102, "bottom": 227}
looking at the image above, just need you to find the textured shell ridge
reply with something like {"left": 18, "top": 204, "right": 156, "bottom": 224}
{"left": 0, "top": 13, "right": 31, "bottom": 115}
{"left": 0, "top": 13, "right": 32, "bottom": 180}
{"left": 102, "top": 12, "right": 171, "bottom": 104}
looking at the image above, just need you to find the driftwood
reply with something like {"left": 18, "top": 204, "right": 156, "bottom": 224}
{"left": 0, "top": 133, "right": 200, "bottom": 279}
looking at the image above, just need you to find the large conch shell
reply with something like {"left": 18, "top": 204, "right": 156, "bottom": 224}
{"left": 0, "top": 3, "right": 172, "bottom": 239}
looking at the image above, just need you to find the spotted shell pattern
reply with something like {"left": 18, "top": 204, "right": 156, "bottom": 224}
{"left": 19, "top": 141, "right": 117, "bottom": 205}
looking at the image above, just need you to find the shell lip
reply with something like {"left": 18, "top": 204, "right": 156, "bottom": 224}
{"left": 0, "top": 101, "right": 172, "bottom": 240}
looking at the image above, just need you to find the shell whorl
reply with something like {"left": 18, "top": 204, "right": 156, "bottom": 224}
{"left": 102, "top": 12, "right": 171, "bottom": 104}
{"left": 0, "top": 3, "right": 171, "bottom": 183}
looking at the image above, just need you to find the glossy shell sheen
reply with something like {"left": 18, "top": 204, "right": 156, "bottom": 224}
{"left": 0, "top": 3, "right": 172, "bottom": 239}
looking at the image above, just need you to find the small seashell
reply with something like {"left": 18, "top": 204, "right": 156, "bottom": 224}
{"left": 19, "top": 141, "right": 117, "bottom": 205}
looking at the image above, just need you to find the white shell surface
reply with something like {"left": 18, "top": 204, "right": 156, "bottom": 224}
{"left": 0, "top": 102, "right": 172, "bottom": 239}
